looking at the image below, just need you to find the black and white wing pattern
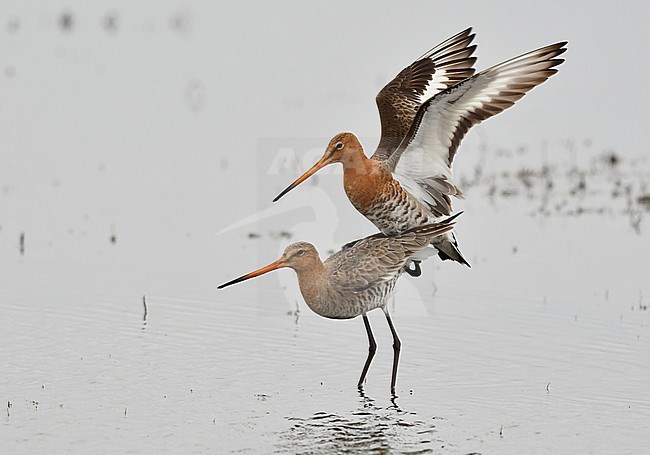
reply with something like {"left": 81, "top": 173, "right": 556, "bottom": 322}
{"left": 387, "top": 42, "right": 567, "bottom": 216}
{"left": 372, "top": 28, "right": 477, "bottom": 162}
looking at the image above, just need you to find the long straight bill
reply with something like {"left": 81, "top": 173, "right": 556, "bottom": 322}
{"left": 217, "top": 259, "right": 285, "bottom": 289}
{"left": 272, "top": 155, "right": 331, "bottom": 202}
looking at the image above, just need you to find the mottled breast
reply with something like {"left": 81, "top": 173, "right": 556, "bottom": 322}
{"left": 347, "top": 177, "right": 436, "bottom": 235}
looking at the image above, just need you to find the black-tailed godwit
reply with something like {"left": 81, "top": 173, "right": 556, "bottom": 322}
{"left": 274, "top": 29, "right": 567, "bottom": 267}
{"left": 218, "top": 215, "right": 459, "bottom": 395}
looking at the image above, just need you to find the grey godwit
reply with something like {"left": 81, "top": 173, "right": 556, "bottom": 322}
{"left": 273, "top": 28, "right": 567, "bottom": 267}
{"left": 218, "top": 215, "right": 459, "bottom": 395}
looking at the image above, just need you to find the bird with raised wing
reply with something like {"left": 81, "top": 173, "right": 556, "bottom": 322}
{"left": 273, "top": 29, "right": 567, "bottom": 267}
{"left": 218, "top": 215, "right": 460, "bottom": 395}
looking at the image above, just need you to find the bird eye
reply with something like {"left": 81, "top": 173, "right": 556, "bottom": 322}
{"left": 295, "top": 249, "right": 305, "bottom": 257}
{"left": 335, "top": 142, "right": 344, "bottom": 150}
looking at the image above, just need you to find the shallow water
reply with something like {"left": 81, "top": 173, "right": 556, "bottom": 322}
{"left": 2, "top": 2, "right": 650, "bottom": 453}
{"left": 3, "top": 161, "right": 649, "bottom": 453}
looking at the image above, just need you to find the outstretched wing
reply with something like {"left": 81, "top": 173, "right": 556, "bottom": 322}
{"left": 327, "top": 221, "right": 457, "bottom": 292}
{"left": 387, "top": 41, "right": 567, "bottom": 216}
{"left": 372, "top": 28, "right": 477, "bottom": 162}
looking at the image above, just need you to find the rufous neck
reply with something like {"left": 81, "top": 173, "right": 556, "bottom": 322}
{"left": 341, "top": 148, "right": 375, "bottom": 177}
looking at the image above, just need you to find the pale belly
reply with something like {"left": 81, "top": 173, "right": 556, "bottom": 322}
{"left": 315, "top": 275, "right": 400, "bottom": 320}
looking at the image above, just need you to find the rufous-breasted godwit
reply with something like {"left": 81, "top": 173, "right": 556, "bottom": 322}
{"left": 218, "top": 215, "right": 460, "bottom": 395}
{"left": 273, "top": 28, "right": 567, "bottom": 268}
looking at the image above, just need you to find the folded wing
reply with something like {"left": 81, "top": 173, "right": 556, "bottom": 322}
{"left": 328, "top": 221, "right": 457, "bottom": 292}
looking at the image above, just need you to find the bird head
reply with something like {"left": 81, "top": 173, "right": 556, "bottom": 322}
{"left": 273, "top": 132, "right": 363, "bottom": 202}
{"left": 217, "top": 242, "right": 320, "bottom": 289}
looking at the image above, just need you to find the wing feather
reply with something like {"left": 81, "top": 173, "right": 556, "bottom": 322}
{"left": 387, "top": 41, "right": 567, "bottom": 215}
{"left": 372, "top": 28, "right": 477, "bottom": 162}
{"left": 326, "top": 221, "right": 457, "bottom": 292}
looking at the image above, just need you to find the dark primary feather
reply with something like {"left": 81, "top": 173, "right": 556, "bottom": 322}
{"left": 388, "top": 42, "right": 567, "bottom": 174}
{"left": 385, "top": 42, "right": 567, "bottom": 219}
{"left": 372, "top": 28, "right": 477, "bottom": 162}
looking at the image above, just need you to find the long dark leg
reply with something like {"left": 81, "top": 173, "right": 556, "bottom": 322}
{"left": 357, "top": 314, "right": 377, "bottom": 390}
{"left": 383, "top": 308, "right": 401, "bottom": 396}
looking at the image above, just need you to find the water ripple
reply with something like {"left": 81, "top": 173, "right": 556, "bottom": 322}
{"left": 275, "top": 394, "right": 444, "bottom": 454}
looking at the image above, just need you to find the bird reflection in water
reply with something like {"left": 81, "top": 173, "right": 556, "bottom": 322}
{"left": 275, "top": 391, "right": 442, "bottom": 454}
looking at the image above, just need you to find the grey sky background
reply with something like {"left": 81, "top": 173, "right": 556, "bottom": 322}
{"left": 2, "top": 0, "right": 646, "bottom": 206}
